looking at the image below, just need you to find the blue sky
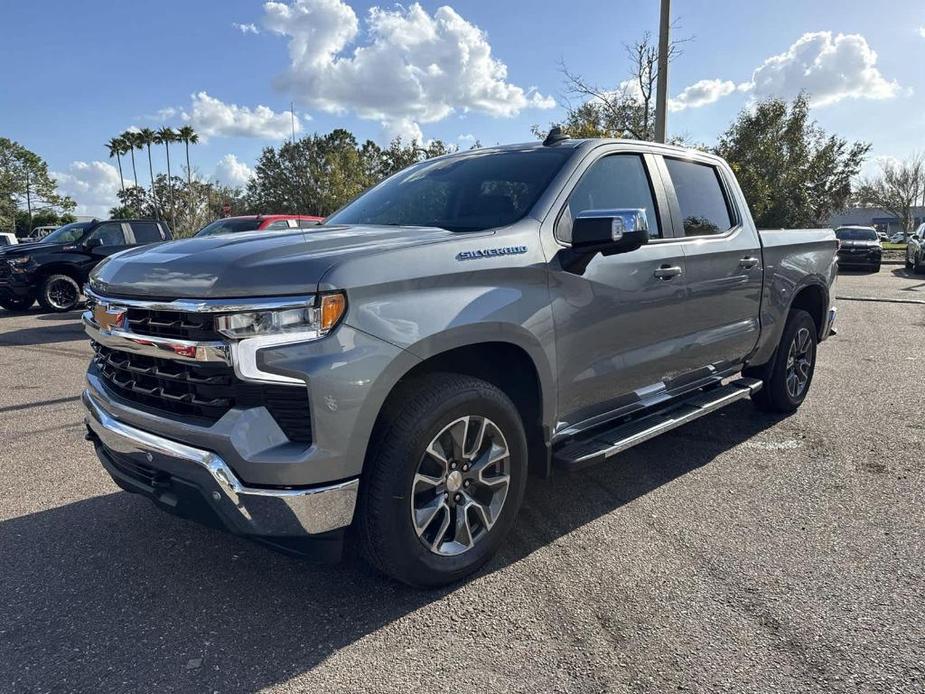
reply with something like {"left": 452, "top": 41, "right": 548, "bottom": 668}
{"left": 1, "top": 0, "right": 923, "bottom": 216}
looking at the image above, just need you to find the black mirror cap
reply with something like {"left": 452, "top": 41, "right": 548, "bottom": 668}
{"left": 83, "top": 237, "right": 103, "bottom": 249}
{"left": 571, "top": 208, "right": 651, "bottom": 255}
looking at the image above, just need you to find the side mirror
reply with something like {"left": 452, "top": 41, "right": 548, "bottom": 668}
{"left": 571, "top": 209, "right": 650, "bottom": 255}
{"left": 83, "top": 237, "right": 103, "bottom": 250}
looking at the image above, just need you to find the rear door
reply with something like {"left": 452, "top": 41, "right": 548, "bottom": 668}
{"left": 549, "top": 149, "right": 691, "bottom": 429}
{"left": 657, "top": 155, "right": 763, "bottom": 374}
{"left": 79, "top": 222, "right": 130, "bottom": 279}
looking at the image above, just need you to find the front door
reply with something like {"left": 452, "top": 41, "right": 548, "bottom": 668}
{"left": 549, "top": 152, "right": 689, "bottom": 431}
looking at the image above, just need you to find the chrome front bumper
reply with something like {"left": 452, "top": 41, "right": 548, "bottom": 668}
{"left": 83, "top": 389, "right": 358, "bottom": 538}
{"left": 822, "top": 306, "right": 837, "bottom": 339}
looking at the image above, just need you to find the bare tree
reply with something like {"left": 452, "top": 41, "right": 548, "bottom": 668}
{"left": 537, "top": 30, "right": 689, "bottom": 141}
{"left": 855, "top": 154, "right": 925, "bottom": 240}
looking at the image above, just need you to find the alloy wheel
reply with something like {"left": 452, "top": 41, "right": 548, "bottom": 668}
{"left": 47, "top": 278, "right": 78, "bottom": 310}
{"left": 410, "top": 415, "right": 511, "bottom": 557}
{"left": 785, "top": 327, "right": 813, "bottom": 400}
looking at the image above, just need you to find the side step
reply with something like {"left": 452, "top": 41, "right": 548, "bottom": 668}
{"left": 552, "top": 377, "right": 763, "bottom": 472}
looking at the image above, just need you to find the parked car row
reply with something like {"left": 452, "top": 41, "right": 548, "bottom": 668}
{"left": 0, "top": 213, "right": 323, "bottom": 313}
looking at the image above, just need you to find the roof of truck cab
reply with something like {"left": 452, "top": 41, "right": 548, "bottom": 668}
{"left": 453, "top": 137, "right": 715, "bottom": 159}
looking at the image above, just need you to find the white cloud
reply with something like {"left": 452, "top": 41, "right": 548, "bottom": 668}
{"left": 233, "top": 22, "right": 260, "bottom": 34}
{"left": 745, "top": 31, "right": 901, "bottom": 107}
{"left": 183, "top": 92, "right": 299, "bottom": 140}
{"left": 919, "top": 26, "right": 925, "bottom": 39}
{"left": 262, "top": 0, "right": 554, "bottom": 138}
{"left": 213, "top": 154, "right": 255, "bottom": 188}
{"left": 51, "top": 161, "right": 125, "bottom": 217}
{"left": 457, "top": 133, "right": 475, "bottom": 142}
{"left": 668, "top": 79, "right": 738, "bottom": 112}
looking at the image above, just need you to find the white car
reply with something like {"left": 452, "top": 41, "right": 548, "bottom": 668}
{"left": 0, "top": 232, "right": 18, "bottom": 247}
{"left": 889, "top": 232, "right": 906, "bottom": 243}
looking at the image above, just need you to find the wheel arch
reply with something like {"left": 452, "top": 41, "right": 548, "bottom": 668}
{"left": 366, "top": 333, "right": 554, "bottom": 478}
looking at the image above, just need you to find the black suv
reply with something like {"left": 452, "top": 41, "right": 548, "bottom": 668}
{"left": 0, "top": 219, "right": 171, "bottom": 313}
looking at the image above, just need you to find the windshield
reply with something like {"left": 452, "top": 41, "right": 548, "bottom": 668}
{"left": 836, "top": 228, "right": 878, "bottom": 241}
{"left": 195, "top": 218, "right": 261, "bottom": 237}
{"left": 42, "top": 222, "right": 91, "bottom": 244}
{"left": 325, "top": 147, "right": 573, "bottom": 232}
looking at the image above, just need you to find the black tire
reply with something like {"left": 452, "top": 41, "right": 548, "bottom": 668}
{"left": 37, "top": 274, "right": 81, "bottom": 313}
{"left": 750, "top": 309, "right": 818, "bottom": 414}
{"left": 915, "top": 254, "right": 925, "bottom": 275}
{"left": 906, "top": 256, "right": 914, "bottom": 271}
{"left": 0, "top": 295, "right": 34, "bottom": 312}
{"left": 871, "top": 263, "right": 881, "bottom": 273}
{"left": 357, "top": 373, "right": 528, "bottom": 587}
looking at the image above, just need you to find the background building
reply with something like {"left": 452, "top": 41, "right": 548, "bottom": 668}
{"left": 827, "top": 207, "right": 925, "bottom": 237}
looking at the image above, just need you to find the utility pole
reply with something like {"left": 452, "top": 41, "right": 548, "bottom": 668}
{"left": 654, "top": 0, "right": 671, "bottom": 143}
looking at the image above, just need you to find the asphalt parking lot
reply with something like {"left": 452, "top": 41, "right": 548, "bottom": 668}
{"left": 1, "top": 268, "right": 923, "bottom": 694}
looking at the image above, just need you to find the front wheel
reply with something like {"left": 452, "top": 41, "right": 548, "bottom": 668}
{"left": 0, "top": 295, "right": 34, "bottom": 312}
{"left": 751, "top": 309, "right": 818, "bottom": 414}
{"left": 37, "top": 274, "right": 81, "bottom": 313}
{"left": 357, "top": 373, "right": 527, "bottom": 587}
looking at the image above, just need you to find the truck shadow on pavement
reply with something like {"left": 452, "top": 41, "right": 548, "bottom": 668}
{"left": 0, "top": 315, "right": 87, "bottom": 346}
{"left": 0, "top": 401, "right": 783, "bottom": 693}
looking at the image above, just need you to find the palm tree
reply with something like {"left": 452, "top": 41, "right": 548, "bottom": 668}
{"left": 120, "top": 130, "right": 140, "bottom": 187}
{"left": 155, "top": 127, "right": 177, "bottom": 227}
{"left": 138, "top": 128, "right": 159, "bottom": 218}
{"left": 177, "top": 125, "right": 199, "bottom": 188}
{"left": 106, "top": 137, "right": 126, "bottom": 192}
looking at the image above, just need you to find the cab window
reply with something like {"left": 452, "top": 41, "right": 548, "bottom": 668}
{"left": 558, "top": 154, "right": 661, "bottom": 243}
{"left": 663, "top": 158, "right": 734, "bottom": 237}
{"left": 265, "top": 220, "right": 292, "bottom": 230}
{"left": 86, "top": 223, "right": 126, "bottom": 246}
{"left": 130, "top": 221, "right": 163, "bottom": 244}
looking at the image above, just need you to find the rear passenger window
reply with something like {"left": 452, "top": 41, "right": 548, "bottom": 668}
{"left": 664, "top": 158, "right": 734, "bottom": 237}
{"left": 265, "top": 220, "right": 291, "bottom": 230}
{"left": 298, "top": 219, "right": 320, "bottom": 228}
{"left": 130, "top": 221, "right": 163, "bottom": 244}
{"left": 561, "top": 154, "right": 661, "bottom": 241}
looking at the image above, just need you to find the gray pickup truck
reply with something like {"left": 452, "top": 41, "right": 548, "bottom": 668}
{"left": 81, "top": 136, "right": 837, "bottom": 586}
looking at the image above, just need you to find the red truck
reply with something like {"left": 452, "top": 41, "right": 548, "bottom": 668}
{"left": 194, "top": 214, "right": 324, "bottom": 237}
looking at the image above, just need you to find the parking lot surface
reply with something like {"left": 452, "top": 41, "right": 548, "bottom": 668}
{"left": 1, "top": 267, "right": 923, "bottom": 693}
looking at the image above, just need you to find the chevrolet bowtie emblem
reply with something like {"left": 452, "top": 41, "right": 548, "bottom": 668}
{"left": 93, "top": 303, "right": 127, "bottom": 331}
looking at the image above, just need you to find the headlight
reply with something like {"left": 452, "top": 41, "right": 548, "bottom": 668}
{"left": 7, "top": 256, "right": 30, "bottom": 267}
{"left": 215, "top": 293, "right": 346, "bottom": 340}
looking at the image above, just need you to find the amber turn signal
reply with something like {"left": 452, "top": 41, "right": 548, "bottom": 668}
{"left": 320, "top": 293, "right": 346, "bottom": 331}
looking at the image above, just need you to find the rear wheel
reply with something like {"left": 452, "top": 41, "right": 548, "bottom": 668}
{"left": 0, "top": 295, "right": 34, "bottom": 312}
{"left": 37, "top": 274, "right": 81, "bottom": 313}
{"left": 357, "top": 373, "right": 527, "bottom": 587}
{"left": 750, "top": 309, "right": 818, "bottom": 414}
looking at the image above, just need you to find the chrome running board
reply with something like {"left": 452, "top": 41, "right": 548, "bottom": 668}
{"left": 552, "top": 377, "right": 763, "bottom": 471}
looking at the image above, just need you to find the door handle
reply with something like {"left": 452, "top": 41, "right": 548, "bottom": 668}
{"left": 653, "top": 265, "right": 683, "bottom": 280}
{"left": 739, "top": 256, "right": 760, "bottom": 269}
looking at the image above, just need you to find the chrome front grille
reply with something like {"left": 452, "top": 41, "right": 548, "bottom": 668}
{"left": 92, "top": 342, "right": 313, "bottom": 442}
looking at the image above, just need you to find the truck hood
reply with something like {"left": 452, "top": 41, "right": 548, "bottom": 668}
{"left": 0, "top": 241, "right": 65, "bottom": 257}
{"left": 89, "top": 224, "right": 462, "bottom": 298}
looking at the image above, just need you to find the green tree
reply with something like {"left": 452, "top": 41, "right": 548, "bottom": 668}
{"left": 121, "top": 130, "right": 141, "bottom": 186}
{"left": 714, "top": 95, "right": 870, "bottom": 228}
{"left": 854, "top": 154, "right": 925, "bottom": 240}
{"left": 176, "top": 125, "right": 199, "bottom": 188}
{"left": 106, "top": 137, "right": 127, "bottom": 192}
{"left": 137, "top": 127, "right": 159, "bottom": 217}
{"left": 155, "top": 127, "right": 178, "bottom": 227}
{"left": 0, "top": 137, "right": 75, "bottom": 233}
{"left": 245, "top": 130, "right": 456, "bottom": 216}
